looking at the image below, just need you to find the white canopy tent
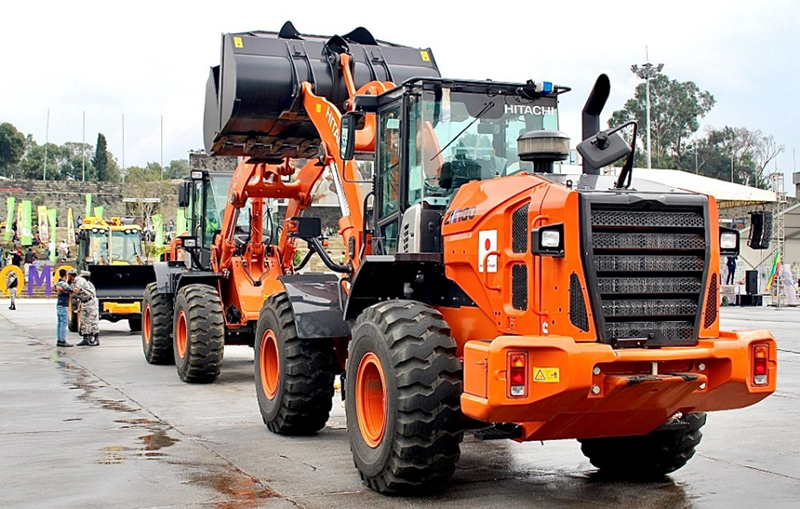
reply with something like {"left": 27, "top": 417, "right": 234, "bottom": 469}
{"left": 558, "top": 165, "right": 777, "bottom": 209}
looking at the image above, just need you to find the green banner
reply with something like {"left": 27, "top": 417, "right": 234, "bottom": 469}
{"left": 176, "top": 208, "right": 187, "bottom": 236}
{"left": 153, "top": 214, "right": 164, "bottom": 248}
{"left": 4, "top": 197, "right": 15, "bottom": 241}
{"left": 20, "top": 200, "right": 32, "bottom": 246}
{"left": 67, "top": 208, "right": 75, "bottom": 243}
{"left": 47, "top": 208, "right": 58, "bottom": 262}
{"left": 85, "top": 193, "right": 92, "bottom": 219}
{"left": 94, "top": 206, "right": 104, "bottom": 219}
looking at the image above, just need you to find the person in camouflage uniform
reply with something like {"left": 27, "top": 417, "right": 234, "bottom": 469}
{"left": 72, "top": 271, "right": 100, "bottom": 346}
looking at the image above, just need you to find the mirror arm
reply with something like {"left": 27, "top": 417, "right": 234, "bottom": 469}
{"left": 614, "top": 121, "right": 638, "bottom": 189}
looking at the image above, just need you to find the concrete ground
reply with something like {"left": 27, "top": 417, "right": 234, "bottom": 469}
{"left": 1, "top": 300, "right": 798, "bottom": 508}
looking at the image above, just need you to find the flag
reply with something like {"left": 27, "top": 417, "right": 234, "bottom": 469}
{"left": 85, "top": 193, "right": 92, "bottom": 219}
{"left": 94, "top": 206, "right": 104, "bottom": 219}
{"left": 47, "top": 208, "right": 58, "bottom": 262}
{"left": 765, "top": 251, "right": 781, "bottom": 292}
{"left": 20, "top": 200, "right": 32, "bottom": 246}
{"left": 4, "top": 197, "right": 15, "bottom": 241}
{"left": 153, "top": 213, "right": 164, "bottom": 247}
{"left": 67, "top": 208, "right": 75, "bottom": 243}
{"left": 37, "top": 205, "right": 49, "bottom": 244}
{"left": 176, "top": 208, "right": 187, "bottom": 236}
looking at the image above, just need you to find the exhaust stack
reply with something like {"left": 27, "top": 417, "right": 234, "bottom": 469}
{"left": 581, "top": 74, "right": 610, "bottom": 175}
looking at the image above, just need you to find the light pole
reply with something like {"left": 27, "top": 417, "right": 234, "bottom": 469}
{"left": 631, "top": 57, "right": 664, "bottom": 169}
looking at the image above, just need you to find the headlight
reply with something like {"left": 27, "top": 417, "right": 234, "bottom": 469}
{"left": 720, "top": 232, "right": 738, "bottom": 250}
{"left": 190, "top": 170, "right": 203, "bottom": 180}
{"left": 531, "top": 224, "right": 564, "bottom": 257}
{"left": 541, "top": 230, "right": 561, "bottom": 248}
{"left": 182, "top": 238, "right": 197, "bottom": 248}
{"left": 719, "top": 228, "right": 740, "bottom": 255}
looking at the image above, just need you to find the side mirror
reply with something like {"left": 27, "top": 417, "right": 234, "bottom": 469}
{"left": 178, "top": 181, "right": 191, "bottom": 208}
{"left": 287, "top": 217, "right": 322, "bottom": 239}
{"left": 576, "top": 130, "right": 631, "bottom": 169}
{"left": 340, "top": 112, "right": 358, "bottom": 161}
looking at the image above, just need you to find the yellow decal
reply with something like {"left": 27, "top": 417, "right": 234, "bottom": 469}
{"left": 420, "top": 50, "right": 430, "bottom": 62}
{"left": 315, "top": 104, "right": 322, "bottom": 113}
{"left": 533, "top": 368, "right": 560, "bottom": 383}
{"left": 233, "top": 36, "right": 243, "bottom": 48}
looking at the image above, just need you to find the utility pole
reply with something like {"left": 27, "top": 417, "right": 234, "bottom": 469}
{"left": 160, "top": 115, "right": 164, "bottom": 179}
{"left": 631, "top": 47, "right": 663, "bottom": 170}
{"left": 43, "top": 108, "right": 50, "bottom": 181}
{"left": 82, "top": 111, "right": 86, "bottom": 181}
{"left": 122, "top": 114, "right": 126, "bottom": 177}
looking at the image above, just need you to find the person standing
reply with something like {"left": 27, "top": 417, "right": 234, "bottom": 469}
{"left": 54, "top": 268, "right": 74, "bottom": 347}
{"left": 11, "top": 247, "right": 22, "bottom": 268}
{"left": 72, "top": 271, "right": 100, "bottom": 346}
{"left": 726, "top": 256, "right": 737, "bottom": 285}
{"left": 7, "top": 271, "right": 18, "bottom": 310}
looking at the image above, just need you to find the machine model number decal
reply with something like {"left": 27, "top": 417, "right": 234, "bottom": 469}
{"left": 444, "top": 206, "right": 477, "bottom": 225}
{"left": 478, "top": 230, "right": 497, "bottom": 273}
{"left": 533, "top": 368, "right": 560, "bottom": 383}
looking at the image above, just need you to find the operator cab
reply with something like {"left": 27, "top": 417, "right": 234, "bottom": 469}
{"left": 344, "top": 77, "right": 568, "bottom": 255}
{"left": 180, "top": 170, "right": 281, "bottom": 269}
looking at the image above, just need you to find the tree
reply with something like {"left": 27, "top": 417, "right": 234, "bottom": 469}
{"left": 62, "top": 142, "right": 95, "bottom": 181}
{"left": 0, "top": 122, "right": 26, "bottom": 176}
{"left": 164, "top": 159, "right": 190, "bottom": 180}
{"left": 92, "top": 133, "right": 109, "bottom": 180}
{"left": 609, "top": 74, "right": 715, "bottom": 169}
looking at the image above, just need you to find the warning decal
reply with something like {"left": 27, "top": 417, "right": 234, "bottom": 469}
{"left": 532, "top": 367, "right": 560, "bottom": 383}
{"left": 478, "top": 230, "right": 498, "bottom": 273}
{"left": 233, "top": 36, "right": 244, "bottom": 48}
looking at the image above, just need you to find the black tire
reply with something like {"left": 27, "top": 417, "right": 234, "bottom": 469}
{"left": 346, "top": 300, "right": 463, "bottom": 494}
{"left": 254, "top": 292, "right": 337, "bottom": 435}
{"left": 67, "top": 297, "right": 79, "bottom": 333}
{"left": 579, "top": 412, "right": 707, "bottom": 479}
{"left": 173, "top": 284, "right": 225, "bottom": 383}
{"left": 129, "top": 317, "right": 142, "bottom": 332}
{"left": 141, "top": 282, "right": 174, "bottom": 365}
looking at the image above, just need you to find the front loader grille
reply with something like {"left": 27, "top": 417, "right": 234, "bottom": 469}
{"left": 586, "top": 202, "right": 708, "bottom": 347}
{"left": 704, "top": 273, "right": 718, "bottom": 328}
{"left": 569, "top": 273, "right": 590, "bottom": 331}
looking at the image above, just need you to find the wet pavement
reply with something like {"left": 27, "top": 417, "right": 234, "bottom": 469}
{"left": 1, "top": 300, "right": 798, "bottom": 508}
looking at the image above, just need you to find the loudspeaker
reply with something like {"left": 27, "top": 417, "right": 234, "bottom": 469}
{"left": 748, "top": 211, "right": 772, "bottom": 249}
{"left": 745, "top": 270, "right": 759, "bottom": 295}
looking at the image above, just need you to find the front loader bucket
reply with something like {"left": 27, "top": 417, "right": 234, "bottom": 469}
{"left": 88, "top": 264, "right": 156, "bottom": 301}
{"left": 204, "top": 21, "right": 441, "bottom": 160}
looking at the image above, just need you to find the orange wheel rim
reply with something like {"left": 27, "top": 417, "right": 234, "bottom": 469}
{"left": 259, "top": 330, "right": 279, "bottom": 399}
{"left": 355, "top": 352, "right": 387, "bottom": 448}
{"left": 176, "top": 310, "right": 187, "bottom": 358}
{"left": 143, "top": 304, "right": 151, "bottom": 345}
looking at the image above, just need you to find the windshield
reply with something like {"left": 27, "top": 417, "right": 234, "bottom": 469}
{"left": 407, "top": 86, "right": 558, "bottom": 204}
{"left": 110, "top": 230, "right": 142, "bottom": 263}
{"left": 88, "top": 231, "right": 109, "bottom": 262}
{"left": 203, "top": 173, "right": 279, "bottom": 247}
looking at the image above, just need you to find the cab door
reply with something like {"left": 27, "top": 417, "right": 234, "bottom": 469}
{"left": 374, "top": 101, "right": 404, "bottom": 254}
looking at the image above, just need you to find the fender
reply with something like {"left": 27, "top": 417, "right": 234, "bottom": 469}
{"left": 278, "top": 274, "right": 350, "bottom": 339}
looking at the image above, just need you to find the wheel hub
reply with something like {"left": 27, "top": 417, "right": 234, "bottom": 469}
{"left": 355, "top": 352, "right": 387, "bottom": 448}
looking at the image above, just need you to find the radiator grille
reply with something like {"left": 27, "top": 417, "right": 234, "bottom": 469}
{"left": 511, "top": 264, "right": 528, "bottom": 311}
{"left": 588, "top": 203, "right": 708, "bottom": 347}
{"left": 512, "top": 203, "right": 530, "bottom": 254}
{"left": 598, "top": 277, "right": 701, "bottom": 294}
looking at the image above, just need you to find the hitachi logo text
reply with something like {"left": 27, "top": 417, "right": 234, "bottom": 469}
{"left": 504, "top": 104, "right": 556, "bottom": 115}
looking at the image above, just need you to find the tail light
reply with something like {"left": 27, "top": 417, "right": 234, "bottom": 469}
{"left": 753, "top": 344, "right": 769, "bottom": 386}
{"left": 508, "top": 352, "right": 528, "bottom": 397}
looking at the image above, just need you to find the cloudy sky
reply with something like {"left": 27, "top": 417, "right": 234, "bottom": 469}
{"left": 1, "top": 1, "right": 798, "bottom": 190}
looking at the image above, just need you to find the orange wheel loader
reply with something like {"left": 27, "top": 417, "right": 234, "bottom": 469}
{"left": 201, "top": 22, "right": 777, "bottom": 494}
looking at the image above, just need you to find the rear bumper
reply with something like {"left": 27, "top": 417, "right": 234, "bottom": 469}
{"left": 461, "top": 330, "right": 776, "bottom": 441}
{"left": 101, "top": 301, "right": 141, "bottom": 316}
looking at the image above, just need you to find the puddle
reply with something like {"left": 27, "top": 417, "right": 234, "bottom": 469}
{"left": 139, "top": 429, "right": 180, "bottom": 451}
{"left": 97, "top": 399, "right": 139, "bottom": 413}
{"left": 190, "top": 471, "right": 278, "bottom": 508}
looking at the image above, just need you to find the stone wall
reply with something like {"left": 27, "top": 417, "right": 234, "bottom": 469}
{"left": 0, "top": 179, "right": 126, "bottom": 225}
